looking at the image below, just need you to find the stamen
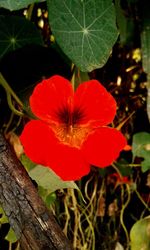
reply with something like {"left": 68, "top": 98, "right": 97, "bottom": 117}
{"left": 51, "top": 124, "right": 91, "bottom": 148}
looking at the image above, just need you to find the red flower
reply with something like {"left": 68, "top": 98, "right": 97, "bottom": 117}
{"left": 110, "top": 173, "right": 131, "bottom": 185}
{"left": 20, "top": 75, "right": 126, "bottom": 180}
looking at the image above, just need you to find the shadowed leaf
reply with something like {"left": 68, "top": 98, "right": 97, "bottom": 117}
{"left": 0, "top": 0, "right": 45, "bottom": 11}
{"left": 0, "top": 15, "right": 43, "bottom": 59}
{"left": 47, "top": 0, "right": 118, "bottom": 72}
{"left": 132, "top": 132, "right": 150, "bottom": 172}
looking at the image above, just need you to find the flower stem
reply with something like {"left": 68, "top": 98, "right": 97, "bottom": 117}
{"left": 135, "top": 189, "right": 150, "bottom": 212}
{"left": 120, "top": 184, "right": 130, "bottom": 249}
{"left": 71, "top": 64, "right": 76, "bottom": 90}
{"left": 26, "top": 3, "right": 34, "bottom": 21}
{"left": 112, "top": 163, "right": 122, "bottom": 178}
{"left": 116, "top": 111, "right": 135, "bottom": 130}
{"left": 0, "top": 73, "right": 23, "bottom": 107}
{"left": 112, "top": 163, "right": 130, "bottom": 248}
{"left": 6, "top": 92, "right": 24, "bottom": 116}
{"left": 4, "top": 112, "right": 14, "bottom": 134}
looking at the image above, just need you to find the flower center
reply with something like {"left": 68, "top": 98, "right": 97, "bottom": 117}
{"left": 52, "top": 124, "right": 91, "bottom": 148}
{"left": 51, "top": 106, "right": 92, "bottom": 148}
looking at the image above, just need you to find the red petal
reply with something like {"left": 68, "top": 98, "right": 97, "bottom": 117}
{"left": 82, "top": 127, "right": 127, "bottom": 168}
{"left": 20, "top": 120, "right": 58, "bottom": 166}
{"left": 74, "top": 80, "right": 116, "bottom": 126}
{"left": 30, "top": 75, "right": 73, "bottom": 123}
{"left": 20, "top": 120, "right": 90, "bottom": 181}
{"left": 46, "top": 144, "right": 90, "bottom": 181}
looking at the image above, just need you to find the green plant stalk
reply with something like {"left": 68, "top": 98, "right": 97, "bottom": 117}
{"left": 9, "top": 242, "right": 12, "bottom": 250}
{"left": 0, "top": 73, "right": 37, "bottom": 119}
{"left": 120, "top": 184, "right": 130, "bottom": 249}
{"left": 141, "top": 23, "right": 150, "bottom": 121}
{"left": 0, "top": 73, "right": 24, "bottom": 116}
{"left": 15, "top": 242, "right": 20, "bottom": 250}
{"left": 135, "top": 189, "right": 150, "bottom": 212}
{"left": 4, "top": 112, "right": 14, "bottom": 134}
{"left": 12, "top": 115, "right": 23, "bottom": 132}
{"left": 112, "top": 164, "right": 130, "bottom": 248}
{"left": 71, "top": 64, "right": 76, "bottom": 91}
{"left": 78, "top": 214, "right": 86, "bottom": 247}
{"left": 63, "top": 194, "right": 71, "bottom": 236}
{"left": 69, "top": 189, "right": 79, "bottom": 249}
{"left": 6, "top": 92, "right": 24, "bottom": 116}
{"left": 0, "top": 73, "right": 23, "bottom": 108}
{"left": 146, "top": 75, "right": 150, "bottom": 122}
{"left": 81, "top": 209, "right": 95, "bottom": 250}
{"left": 26, "top": 3, "right": 34, "bottom": 21}
{"left": 112, "top": 163, "right": 122, "bottom": 177}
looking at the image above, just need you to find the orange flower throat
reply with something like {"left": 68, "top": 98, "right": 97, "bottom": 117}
{"left": 51, "top": 106, "right": 91, "bottom": 148}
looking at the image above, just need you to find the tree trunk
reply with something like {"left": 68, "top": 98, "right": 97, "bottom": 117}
{"left": 0, "top": 133, "right": 73, "bottom": 250}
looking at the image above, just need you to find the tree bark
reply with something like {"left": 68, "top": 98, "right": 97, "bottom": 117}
{"left": 0, "top": 133, "right": 73, "bottom": 250}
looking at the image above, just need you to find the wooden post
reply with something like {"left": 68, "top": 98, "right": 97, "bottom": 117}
{"left": 0, "top": 133, "right": 73, "bottom": 250}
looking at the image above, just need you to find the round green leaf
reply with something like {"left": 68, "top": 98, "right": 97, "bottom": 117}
{"left": 132, "top": 132, "right": 150, "bottom": 172}
{"left": 0, "top": 0, "right": 45, "bottom": 11}
{"left": 130, "top": 216, "right": 150, "bottom": 250}
{"left": 48, "top": 0, "right": 118, "bottom": 72}
{"left": 0, "top": 15, "right": 43, "bottom": 59}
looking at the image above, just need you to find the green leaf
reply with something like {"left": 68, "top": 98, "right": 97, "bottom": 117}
{"left": 29, "top": 165, "right": 79, "bottom": 193}
{"left": 20, "top": 154, "right": 36, "bottom": 171}
{"left": 140, "top": 4, "right": 150, "bottom": 121}
{"left": 47, "top": 0, "right": 118, "bottom": 72}
{"left": 38, "top": 186, "right": 56, "bottom": 206}
{"left": 0, "top": 206, "right": 8, "bottom": 224}
{"left": 0, "top": 15, "right": 43, "bottom": 59}
{"left": 5, "top": 228, "right": 17, "bottom": 243}
{"left": 45, "top": 192, "right": 57, "bottom": 206}
{"left": 0, "top": 0, "right": 45, "bottom": 11}
{"left": 141, "top": 20, "right": 150, "bottom": 75}
{"left": 115, "top": 159, "right": 133, "bottom": 176}
{"left": 132, "top": 132, "right": 150, "bottom": 172}
{"left": 130, "top": 216, "right": 150, "bottom": 250}
{"left": 115, "top": 0, "right": 135, "bottom": 46}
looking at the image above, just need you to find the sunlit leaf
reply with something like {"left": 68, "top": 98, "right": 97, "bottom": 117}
{"left": 5, "top": 228, "right": 17, "bottom": 243}
{"left": 0, "top": 206, "right": 8, "bottom": 224}
{"left": 130, "top": 216, "right": 150, "bottom": 250}
{"left": 0, "top": 15, "right": 43, "bottom": 59}
{"left": 47, "top": 0, "right": 118, "bottom": 72}
{"left": 29, "top": 165, "right": 79, "bottom": 193}
{"left": 132, "top": 132, "right": 150, "bottom": 172}
{"left": 0, "top": 0, "right": 45, "bottom": 11}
